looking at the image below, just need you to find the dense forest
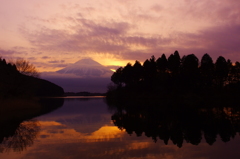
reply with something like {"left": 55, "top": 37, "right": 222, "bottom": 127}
{"left": 0, "top": 57, "right": 64, "bottom": 98}
{"left": 107, "top": 51, "right": 240, "bottom": 102}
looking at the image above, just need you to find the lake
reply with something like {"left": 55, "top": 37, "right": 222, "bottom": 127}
{"left": 1, "top": 97, "right": 240, "bottom": 159}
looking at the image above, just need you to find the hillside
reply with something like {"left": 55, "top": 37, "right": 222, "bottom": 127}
{"left": 0, "top": 58, "right": 64, "bottom": 98}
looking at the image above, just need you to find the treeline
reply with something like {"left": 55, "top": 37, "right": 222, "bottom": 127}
{"left": 109, "top": 51, "right": 240, "bottom": 96}
{"left": 0, "top": 58, "right": 64, "bottom": 98}
{"left": 64, "top": 92, "right": 106, "bottom": 96}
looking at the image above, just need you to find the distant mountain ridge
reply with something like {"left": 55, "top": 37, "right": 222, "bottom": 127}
{"left": 40, "top": 58, "right": 113, "bottom": 92}
{"left": 56, "top": 58, "right": 112, "bottom": 77}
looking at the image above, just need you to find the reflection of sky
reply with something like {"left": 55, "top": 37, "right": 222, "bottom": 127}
{"left": 1, "top": 98, "right": 240, "bottom": 159}
{"left": 37, "top": 98, "right": 112, "bottom": 133}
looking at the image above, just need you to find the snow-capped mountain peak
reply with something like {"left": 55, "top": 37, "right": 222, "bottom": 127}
{"left": 56, "top": 58, "right": 112, "bottom": 77}
{"left": 72, "top": 58, "right": 103, "bottom": 67}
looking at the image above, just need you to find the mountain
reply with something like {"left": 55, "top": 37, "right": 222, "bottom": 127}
{"left": 56, "top": 58, "right": 113, "bottom": 77}
{"left": 40, "top": 58, "right": 114, "bottom": 92}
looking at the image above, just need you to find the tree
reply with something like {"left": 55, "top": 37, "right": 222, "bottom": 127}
{"left": 156, "top": 54, "right": 168, "bottom": 73}
{"left": 12, "top": 59, "right": 39, "bottom": 78}
{"left": 182, "top": 54, "right": 199, "bottom": 75}
{"left": 156, "top": 54, "right": 169, "bottom": 88}
{"left": 200, "top": 54, "right": 214, "bottom": 87}
{"left": 111, "top": 67, "right": 124, "bottom": 87}
{"left": 132, "top": 61, "right": 143, "bottom": 83}
{"left": 168, "top": 51, "right": 181, "bottom": 74}
{"left": 181, "top": 54, "right": 199, "bottom": 89}
{"left": 232, "top": 62, "right": 240, "bottom": 83}
{"left": 200, "top": 54, "right": 214, "bottom": 71}
{"left": 0, "top": 58, "right": 18, "bottom": 74}
{"left": 215, "top": 56, "right": 228, "bottom": 87}
{"left": 122, "top": 63, "right": 134, "bottom": 86}
{"left": 143, "top": 57, "right": 157, "bottom": 83}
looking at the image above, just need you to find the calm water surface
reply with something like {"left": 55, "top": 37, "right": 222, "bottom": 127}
{"left": 1, "top": 97, "right": 240, "bottom": 159}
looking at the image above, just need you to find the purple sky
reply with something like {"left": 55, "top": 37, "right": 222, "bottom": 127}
{"left": 0, "top": 0, "right": 240, "bottom": 71}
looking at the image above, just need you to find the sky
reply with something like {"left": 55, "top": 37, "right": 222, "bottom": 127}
{"left": 0, "top": 0, "right": 240, "bottom": 72}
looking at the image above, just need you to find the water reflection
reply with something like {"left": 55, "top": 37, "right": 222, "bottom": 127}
{"left": 108, "top": 99, "right": 240, "bottom": 148}
{"left": 0, "top": 120, "right": 40, "bottom": 153}
{"left": 2, "top": 97, "right": 240, "bottom": 158}
{"left": 0, "top": 98, "right": 64, "bottom": 153}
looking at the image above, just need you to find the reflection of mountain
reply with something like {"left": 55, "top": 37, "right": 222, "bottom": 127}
{"left": 41, "top": 58, "right": 113, "bottom": 92}
{"left": 107, "top": 98, "right": 240, "bottom": 148}
{"left": 57, "top": 58, "right": 112, "bottom": 77}
{"left": 37, "top": 98, "right": 112, "bottom": 134}
{"left": 56, "top": 115, "right": 111, "bottom": 133}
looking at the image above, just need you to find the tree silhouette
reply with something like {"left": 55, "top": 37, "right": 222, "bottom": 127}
{"left": 111, "top": 67, "right": 124, "bottom": 87}
{"left": 107, "top": 50, "right": 240, "bottom": 100}
{"left": 11, "top": 59, "right": 39, "bottom": 78}
{"left": 215, "top": 56, "right": 229, "bottom": 87}
{"left": 141, "top": 56, "right": 157, "bottom": 90}
{"left": 181, "top": 54, "right": 199, "bottom": 89}
{"left": 167, "top": 51, "right": 181, "bottom": 75}
{"left": 229, "top": 61, "right": 240, "bottom": 84}
{"left": 0, "top": 57, "right": 64, "bottom": 98}
{"left": 156, "top": 54, "right": 169, "bottom": 90}
{"left": 132, "top": 61, "right": 143, "bottom": 84}
{"left": 122, "top": 63, "right": 134, "bottom": 86}
{"left": 156, "top": 54, "right": 168, "bottom": 73}
{"left": 200, "top": 54, "right": 214, "bottom": 88}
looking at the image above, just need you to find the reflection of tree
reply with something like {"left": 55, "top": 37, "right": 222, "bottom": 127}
{"left": 109, "top": 100, "right": 240, "bottom": 148}
{"left": 0, "top": 120, "right": 40, "bottom": 153}
{"left": 0, "top": 98, "right": 64, "bottom": 153}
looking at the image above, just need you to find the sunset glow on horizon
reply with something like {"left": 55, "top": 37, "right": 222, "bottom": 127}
{"left": 0, "top": 0, "right": 240, "bottom": 72}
